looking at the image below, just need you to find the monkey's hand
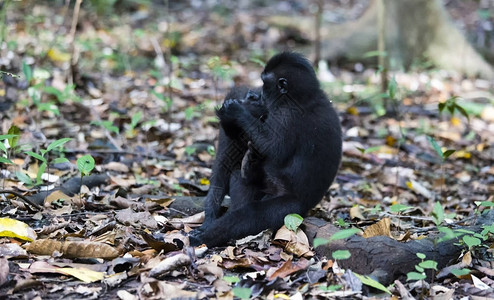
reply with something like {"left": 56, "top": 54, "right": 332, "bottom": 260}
{"left": 217, "top": 99, "right": 245, "bottom": 123}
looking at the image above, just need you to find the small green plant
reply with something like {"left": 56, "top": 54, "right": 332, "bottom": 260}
{"left": 438, "top": 96, "right": 469, "bottom": 121}
{"left": 284, "top": 213, "right": 303, "bottom": 231}
{"left": 24, "top": 138, "right": 71, "bottom": 185}
{"left": 319, "top": 284, "right": 342, "bottom": 292}
{"left": 91, "top": 120, "right": 119, "bottom": 134}
{"left": 151, "top": 90, "right": 172, "bottom": 112}
{"left": 125, "top": 111, "right": 142, "bottom": 138}
{"left": 185, "top": 146, "right": 196, "bottom": 156}
{"left": 77, "top": 154, "right": 95, "bottom": 200}
{"left": 0, "top": 131, "right": 20, "bottom": 165}
{"left": 427, "top": 135, "right": 456, "bottom": 198}
{"left": 406, "top": 252, "right": 438, "bottom": 282}
{"left": 354, "top": 272, "right": 391, "bottom": 295}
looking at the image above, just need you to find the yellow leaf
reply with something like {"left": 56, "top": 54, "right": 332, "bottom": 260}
{"left": 385, "top": 135, "right": 396, "bottom": 147}
{"left": 58, "top": 267, "right": 105, "bottom": 283}
{"left": 47, "top": 48, "right": 71, "bottom": 63}
{"left": 450, "top": 117, "right": 461, "bottom": 126}
{"left": 0, "top": 218, "right": 37, "bottom": 242}
{"left": 346, "top": 106, "right": 359, "bottom": 116}
{"left": 405, "top": 181, "right": 413, "bottom": 189}
{"left": 454, "top": 150, "right": 471, "bottom": 159}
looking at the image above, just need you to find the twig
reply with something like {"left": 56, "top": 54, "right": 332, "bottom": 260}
{"left": 313, "top": 0, "right": 323, "bottom": 67}
{"left": 68, "top": 0, "right": 83, "bottom": 86}
{"left": 0, "top": 190, "right": 42, "bottom": 210}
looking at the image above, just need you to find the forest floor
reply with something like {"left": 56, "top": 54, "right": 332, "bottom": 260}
{"left": 0, "top": 1, "right": 493, "bottom": 299}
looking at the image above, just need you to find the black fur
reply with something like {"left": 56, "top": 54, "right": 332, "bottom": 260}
{"left": 190, "top": 52, "right": 342, "bottom": 247}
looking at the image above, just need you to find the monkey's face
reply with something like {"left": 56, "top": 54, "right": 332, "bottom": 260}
{"left": 261, "top": 71, "right": 289, "bottom": 105}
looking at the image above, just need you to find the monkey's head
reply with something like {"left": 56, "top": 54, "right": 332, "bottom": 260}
{"left": 261, "top": 52, "right": 319, "bottom": 104}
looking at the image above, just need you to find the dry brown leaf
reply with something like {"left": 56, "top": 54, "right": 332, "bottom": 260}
{"left": 26, "top": 239, "right": 119, "bottom": 259}
{"left": 104, "top": 162, "right": 129, "bottom": 173}
{"left": 44, "top": 190, "right": 78, "bottom": 207}
{"left": 274, "top": 226, "right": 314, "bottom": 257}
{"left": 350, "top": 206, "right": 364, "bottom": 220}
{"left": 362, "top": 218, "right": 391, "bottom": 238}
{"left": 197, "top": 263, "right": 224, "bottom": 283}
{"left": 148, "top": 253, "right": 191, "bottom": 277}
{"left": 268, "top": 258, "right": 309, "bottom": 280}
{"left": 110, "top": 175, "right": 136, "bottom": 188}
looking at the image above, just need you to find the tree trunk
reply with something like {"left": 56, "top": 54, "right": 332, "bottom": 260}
{"left": 269, "top": 0, "right": 494, "bottom": 79}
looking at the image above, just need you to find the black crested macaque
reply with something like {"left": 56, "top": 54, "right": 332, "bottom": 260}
{"left": 195, "top": 86, "right": 267, "bottom": 232}
{"left": 190, "top": 52, "right": 342, "bottom": 247}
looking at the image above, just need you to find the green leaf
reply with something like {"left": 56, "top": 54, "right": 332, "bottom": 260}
{"left": 454, "top": 103, "right": 470, "bottom": 121}
{"left": 52, "top": 157, "right": 69, "bottom": 164}
{"left": 416, "top": 252, "right": 426, "bottom": 260}
{"left": 7, "top": 125, "right": 20, "bottom": 149}
{"left": 329, "top": 228, "right": 360, "bottom": 241}
{"left": 77, "top": 154, "right": 95, "bottom": 176}
{"left": 362, "top": 50, "right": 387, "bottom": 58}
{"left": 223, "top": 276, "right": 240, "bottom": 284}
{"left": 438, "top": 102, "right": 446, "bottom": 112}
{"left": 353, "top": 273, "right": 391, "bottom": 294}
{"left": 313, "top": 237, "right": 329, "bottom": 248}
{"left": 43, "top": 86, "right": 63, "bottom": 101}
{"left": 37, "top": 161, "right": 47, "bottom": 184}
{"left": 419, "top": 260, "right": 438, "bottom": 270}
{"left": 432, "top": 202, "right": 444, "bottom": 226}
{"left": 320, "top": 285, "right": 342, "bottom": 292}
{"left": 442, "top": 149, "right": 456, "bottom": 159}
{"left": 185, "top": 146, "right": 196, "bottom": 156}
{"left": 25, "top": 151, "right": 46, "bottom": 162}
{"left": 355, "top": 147, "right": 365, "bottom": 154}
{"left": 15, "top": 171, "right": 33, "bottom": 186}
{"left": 462, "top": 235, "right": 481, "bottom": 248}
{"left": 364, "top": 146, "right": 381, "bottom": 154}
{"left": 207, "top": 145, "right": 215, "bottom": 156}
{"left": 450, "top": 268, "right": 470, "bottom": 276}
{"left": 37, "top": 102, "right": 60, "bottom": 116}
{"left": 0, "top": 134, "right": 20, "bottom": 140}
{"left": 336, "top": 218, "right": 350, "bottom": 228}
{"left": 130, "top": 111, "right": 142, "bottom": 128}
{"left": 0, "top": 157, "right": 14, "bottom": 164}
{"left": 406, "top": 271, "right": 426, "bottom": 281}
{"left": 332, "top": 250, "right": 351, "bottom": 260}
{"left": 479, "top": 201, "right": 494, "bottom": 207}
{"left": 390, "top": 204, "right": 413, "bottom": 213}
{"left": 22, "top": 60, "right": 32, "bottom": 82}
{"left": 427, "top": 136, "right": 443, "bottom": 159}
{"left": 284, "top": 214, "right": 303, "bottom": 231}
{"left": 415, "top": 265, "right": 424, "bottom": 272}
{"left": 232, "top": 287, "right": 251, "bottom": 300}
{"left": 46, "top": 138, "right": 72, "bottom": 152}
{"left": 481, "top": 224, "right": 494, "bottom": 235}
{"left": 388, "top": 77, "right": 397, "bottom": 99}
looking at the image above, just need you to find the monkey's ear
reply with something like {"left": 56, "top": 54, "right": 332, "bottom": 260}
{"left": 277, "top": 78, "right": 288, "bottom": 94}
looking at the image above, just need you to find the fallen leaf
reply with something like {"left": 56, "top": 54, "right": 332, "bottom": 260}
{"left": 362, "top": 218, "right": 391, "bottom": 238}
{"left": 268, "top": 258, "right": 309, "bottom": 280}
{"left": 0, "top": 218, "right": 37, "bottom": 242}
{"left": 26, "top": 239, "right": 119, "bottom": 259}
{"left": 0, "top": 258, "right": 9, "bottom": 286}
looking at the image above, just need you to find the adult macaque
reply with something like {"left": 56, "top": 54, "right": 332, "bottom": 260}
{"left": 190, "top": 52, "right": 342, "bottom": 247}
